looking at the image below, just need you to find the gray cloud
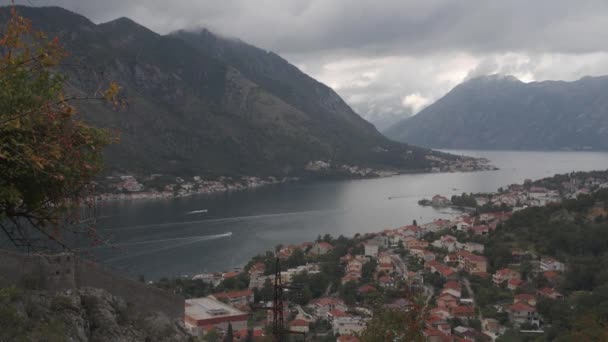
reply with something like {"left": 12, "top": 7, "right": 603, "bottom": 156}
{"left": 11, "top": 0, "right": 608, "bottom": 128}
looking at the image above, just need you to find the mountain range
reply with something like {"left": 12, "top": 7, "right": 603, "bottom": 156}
{"left": 5, "top": 6, "right": 466, "bottom": 179}
{"left": 385, "top": 74, "right": 608, "bottom": 151}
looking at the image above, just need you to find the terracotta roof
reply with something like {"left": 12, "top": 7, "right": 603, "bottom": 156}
{"left": 543, "top": 271, "right": 560, "bottom": 279}
{"left": 444, "top": 281, "right": 462, "bottom": 290}
{"left": 317, "top": 242, "right": 334, "bottom": 249}
{"left": 452, "top": 306, "right": 475, "bottom": 316}
{"left": 514, "top": 294, "right": 535, "bottom": 303}
{"left": 358, "top": 285, "right": 377, "bottom": 294}
{"left": 509, "top": 302, "right": 536, "bottom": 312}
{"left": 508, "top": 278, "right": 524, "bottom": 286}
{"left": 289, "top": 319, "right": 310, "bottom": 327}
{"left": 310, "top": 297, "right": 343, "bottom": 307}
{"left": 337, "top": 335, "right": 360, "bottom": 342}
{"left": 222, "top": 271, "right": 240, "bottom": 279}
{"left": 328, "top": 309, "right": 349, "bottom": 317}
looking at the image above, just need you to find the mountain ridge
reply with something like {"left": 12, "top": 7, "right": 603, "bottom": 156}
{"left": 4, "top": 5, "right": 476, "bottom": 180}
{"left": 384, "top": 74, "right": 608, "bottom": 151}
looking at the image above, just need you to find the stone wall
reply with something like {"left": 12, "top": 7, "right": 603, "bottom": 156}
{"left": 0, "top": 249, "right": 183, "bottom": 320}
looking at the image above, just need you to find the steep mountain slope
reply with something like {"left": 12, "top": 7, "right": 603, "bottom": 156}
{"left": 7, "top": 6, "right": 463, "bottom": 179}
{"left": 384, "top": 74, "right": 608, "bottom": 150}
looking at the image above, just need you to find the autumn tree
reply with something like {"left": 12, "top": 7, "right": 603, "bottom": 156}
{"left": 0, "top": 8, "right": 118, "bottom": 250}
{"left": 360, "top": 290, "right": 426, "bottom": 342}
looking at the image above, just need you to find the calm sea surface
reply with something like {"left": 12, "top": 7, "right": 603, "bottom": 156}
{"left": 93, "top": 150, "right": 608, "bottom": 279}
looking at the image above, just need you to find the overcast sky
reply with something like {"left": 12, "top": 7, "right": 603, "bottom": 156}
{"left": 13, "top": 0, "right": 608, "bottom": 129}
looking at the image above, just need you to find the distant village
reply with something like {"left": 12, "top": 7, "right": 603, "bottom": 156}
{"left": 173, "top": 170, "right": 608, "bottom": 341}
{"left": 95, "top": 156, "right": 495, "bottom": 201}
{"left": 420, "top": 170, "right": 608, "bottom": 211}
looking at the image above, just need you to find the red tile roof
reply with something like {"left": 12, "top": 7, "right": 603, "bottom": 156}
{"left": 328, "top": 309, "right": 349, "bottom": 317}
{"left": 451, "top": 305, "right": 475, "bottom": 316}
{"left": 358, "top": 285, "right": 377, "bottom": 294}
{"left": 509, "top": 302, "right": 536, "bottom": 312}
{"left": 289, "top": 319, "right": 310, "bottom": 327}
{"left": 337, "top": 336, "right": 360, "bottom": 342}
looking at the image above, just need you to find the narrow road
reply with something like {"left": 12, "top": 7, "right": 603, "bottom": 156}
{"left": 390, "top": 254, "right": 408, "bottom": 280}
{"left": 463, "top": 277, "right": 496, "bottom": 341}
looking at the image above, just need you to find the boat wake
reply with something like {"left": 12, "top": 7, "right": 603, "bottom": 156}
{"left": 101, "top": 209, "right": 342, "bottom": 232}
{"left": 185, "top": 209, "right": 208, "bottom": 215}
{"left": 103, "top": 232, "right": 232, "bottom": 262}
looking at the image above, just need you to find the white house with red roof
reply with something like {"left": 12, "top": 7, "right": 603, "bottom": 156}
{"left": 508, "top": 302, "right": 538, "bottom": 326}
{"left": 309, "top": 297, "right": 347, "bottom": 319}
{"left": 289, "top": 319, "right": 310, "bottom": 334}
{"left": 442, "top": 281, "right": 462, "bottom": 298}
{"left": 211, "top": 289, "right": 254, "bottom": 308}
{"left": 493, "top": 268, "right": 520, "bottom": 286}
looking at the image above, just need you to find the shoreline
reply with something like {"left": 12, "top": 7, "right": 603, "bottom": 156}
{"left": 94, "top": 163, "right": 498, "bottom": 203}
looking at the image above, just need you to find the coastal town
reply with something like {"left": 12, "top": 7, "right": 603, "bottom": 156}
{"left": 95, "top": 156, "right": 495, "bottom": 201}
{"left": 153, "top": 170, "right": 608, "bottom": 341}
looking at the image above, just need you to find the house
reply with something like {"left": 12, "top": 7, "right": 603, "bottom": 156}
{"left": 405, "top": 239, "right": 429, "bottom": 250}
{"left": 442, "top": 280, "right": 462, "bottom": 298}
{"left": 384, "top": 298, "right": 410, "bottom": 311}
{"left": 331, "top": 314, "right": 367, "bottom": 335}
{"left": 432, "top": 195, "right": 451, "bottom": 206}
{"left": 378, "top": 275, "right": 396, "bottom": 288}
{"left": 432, "top": 235, "right": 459, "bottom": 252}
{"left": 514, "top": 294, "right": 536, "bottom": 307}
{"left": 425, "top": 260, "right": 456, "bottom": 279}
{"left": 184, "top": 297, "right": 249, "bottom": 335}
{"left": 482, "top": 318, "right": 504, "bottom": 335}
{"left": 470, "top": 225, "right": 489, "bottom": 236}
{"left": 289, "top": 319, "right": 310, "bottom": 334}
{"left": 543, "top": 271, "right": 560, "bottom": 284}
{"left": 357, "top": 285, "right": 377, "bottom": 295}
{"left": 507, "top": 278, "right": 524, "bottom": 290}
{"left": 493, "top": 268, "right": 520, "bottom": 286}
{"left": 377, "top": 262, "right": 393, "bottom": 273}
{"left": 537, "top": 287, "right": 563, "bottom": 300}
{"left": 430, "top": 307, "right": 452, "bottom": 320}
{"left": 540, "top": 257, "right": 565, "bottom": 272}
{"left": 346, "top": 259, "right": 363, "bottom": 274}
{"left": 460, "top": 242, "right": 485, "bottom": 253}
{"left": 211, "top": 289, "right": 254, "bottom": 308}
{"left": 437, "top": 293, "right": 459, "bottom": 309}
{"left": 310, "top": 242, "right": 334, "bottom": 255}
{"left": 364, "top": 241, "right": 379, "bottom": 257}
{"left": 234, "top": 328, "right": 265, "bottom": 341}
{"left": 451, "top": 305, "right": 475, "bottom": 321}
{"left": 463, "top": 253, "right": 488, "bottom": 274}
{"left": 309, "top": 298, "right": 347, "bottom": 319}
{"left": 248, "top": 263, "right": 265, "bottom": 277}
{"left": 508, "top": 302, "right": 538, "bottom": 327}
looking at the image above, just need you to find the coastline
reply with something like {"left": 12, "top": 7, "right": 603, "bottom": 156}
{"left": 94, "top": 160, "right": 497, "bottom": 203}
